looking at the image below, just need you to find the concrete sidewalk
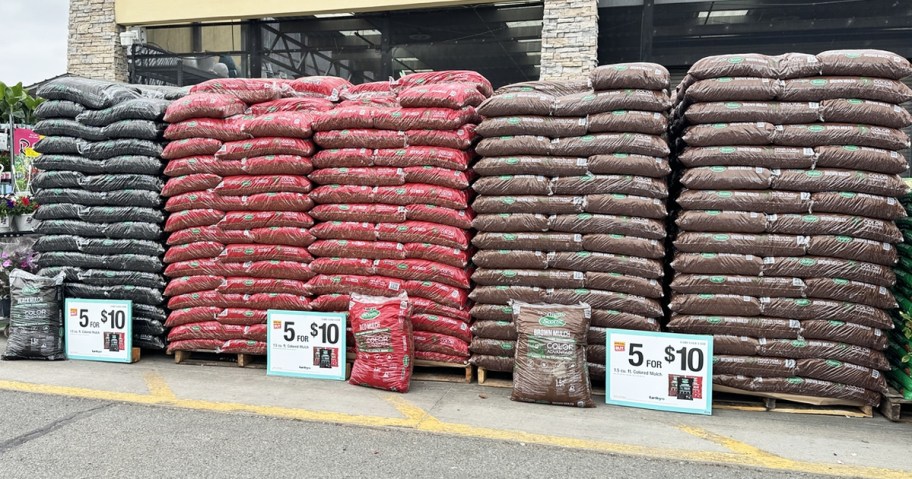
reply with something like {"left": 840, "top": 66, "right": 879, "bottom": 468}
{"left": 0, "top": 338, "right": 909, "bottom": 479}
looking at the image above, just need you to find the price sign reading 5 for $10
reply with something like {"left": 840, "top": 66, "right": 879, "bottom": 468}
{"left": 64, "top": 298, "right": 132, "bottom": 363}
{"left": 605, "top": 330, "right": 713, "bottom": 415}
{"left": 267, "top": 310, "right": 347, "bottom": 380}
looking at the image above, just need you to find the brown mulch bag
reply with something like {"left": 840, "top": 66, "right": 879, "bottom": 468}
{"left": 757, "top": 338, "right": 889, "bottom": 371}
{"left": 795, "top": 358, "right": 888, "bottom": 393}
{"left": 678, "top": 145, "right": 814, "bottom": 169}
{"left": 674, "top": 232, "right": 806, "bottom": 256}
{"left": 473, "top": 213, "right": 550, "bottom": 233}
{"left": 584, "top": 272, "right": 662, "bottom": 298}
{"left": 475, "top": 135, "right": 551, "bottom": 156}
{"left": 590, "top": 62, "right": 670, "bottom": 90}
{"left": 511, "top": 302, "right": 594, "bottom": 408}
{"left": 762, "top": 297, "right": 893, "bottom": 329}
{"left": 470, "top": 286, "right": 548, "bottom": 305}
{"left": 550, "top": 213, "right": 666, "bottom": 239}
{"left": 591, "top": 310, "right": 661, "bottom": 331}
{"left": 683, "top": 122, "right": 775, "bottom": 147}
{"left": 476, "top": 116, "right": 588, "bottom": 138}
{"left": 808, "top": 234, "right": 897, "bottom": 266}
{"left": 470, "top": 337, "right": 517, "bottom": 357}
{"left": 473, "top": 175, "right": 552, "bottom": 196}
{"left": 471, "top": 319, "right": 518, "bottom": 341}
{"left": 582, "top": 234, "right": 665, "bottom": 258}
{"left": 671, "top": 274, "right": 805, "bottom": 297}
{"left": 671, "top": 253, "right": 764, "bottom": 276}
{"left": 713, "top": 335, "right": 761, "bottom": 356}
{"left": 587, "top": 110, "right": 668, "bottom": 135}
{"left": 712, "top": 355, "right": 796, "bottom": 378}
{"left": 495, "top": 80, "right": 591, "bottom": 97}
{"left": 585, "top": 194, "right": 667, "bottom": 219}
{"left": 589, "top": 154, "right": 671, "bottom": 177}
{"left": 800, "top": 320, "right": 888, "bottom": 350}
{"left": 773, "top": 123, "right": 909, "bottom": 150}
{"left": 550, "top": 133, "right": 670, "bottom": 157}
{"left": 685, "top": 77, "right": 781, "bottom": 102}
{"left": 814, "top": 145, "right": 908, "bottom": 174}
{"left": 817, "top": 49, "right": 912, "bottom": 79}
{"left": 548, "top": 289, "right": 663, "bottom": 317}
{"left": 819, "top": 98, "right": 912, "bottom": 128}
{"left": 780, "top": 77, "right": 912, "bottom": 103}
{"left": 477, "top": 92, "right": 555, "bottom": 117}
{"left": 669, "top": 293, "right": 763, "bottom": 317}
{"left": 762, "top": 256, "right": 895, "bottom": 287}
{"left": 773, "top": 169, "right": 907, "bottom": 197}
{"left": 679, "top": 166, "right": 773, "bottom": 190}
{"left": 811, "top": 192, "right": 906, "bottom": 220}
{"left": 472, "top": 156, "right": 589, "bottom": 177}
{"left": 803, "top": 277, "right": 896, "bottom": 309}
{"left": 714, "top": 375, "right": 881, "bottom": 407}
{"left": 470, "top": 303, "right": 518, "bottom": 322}
{"left": 676, "top": 210, "right": 768, "bottom": 233}
{"left": 552, "top": 252, "right": 664, "bottom": 278}
{"left": 553, "top": 90, "right": 671, "bottom": 116}
{"left": 687, "top": 53, "right": 781, "bottom": 80}
{"left": 472, "top": 195, "right": 585, "bottom": 215}
{"left": 668, "top": 315, "right": 800, "bottom": 339}
{"left": 551, "top": 175, "right": 668, "bottom": 198}
{"left": 472, "top": 232, "right": 583, "bottom": 251}
{"left": 684, "top": 101, "right": 820, "bottom": 125}
{"left": 676, "top": 189, "right": 811, "bottom": 213}
{"left": 469, "top": 354, "right": 515, "bottom": 373}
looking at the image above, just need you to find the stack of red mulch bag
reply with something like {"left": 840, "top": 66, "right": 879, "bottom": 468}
{"left": 307, "top": 71, "right": 492, "bottom": 366}
{"left": 160, "top": 78, "right": 341, "bottom": 356}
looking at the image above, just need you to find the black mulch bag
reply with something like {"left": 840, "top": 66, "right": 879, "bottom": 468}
{"left": 78, "top": 206, "right": 164, "bottom": 224}
{"left": 103, "top": 190, "right": 162, "bottom": 208}
{"left": 34, "top": 235, "right": 82, "bottom": 252}
{"left": 78, "top": 269, "right": 166, "bottom": 290}
{"left": 34, "top": 236, "right": 164, "bottom": 256}
{"left": 79, "top": 139, "right": 163, "bottom": 160}
{"left": 35, "top": 100, "right": 86, "bottom": 119}
{"left": 34, "top": 119, "right": 106, "bottom": 141}
{"left": 37, "top": 266, "right": 83, "bottom": 282}
{"left": 102, "top": 156, "right": 163, "bottom": 175}
{"left": 36, "top": 189, "right": 161, "bottom": 208}
{"left": 36, "top": 77, "right": 142, "bottom": 109}
{"left": 34, "top": 203, "right": 82, "bottom": 220}
{"left": 33, "top": 155, "right": 102, "bottom": 174}
{"left": 34, "top": 188, "right": 100, "bottom": 206}
{"left": 80, "top": 174, "right": 163, "bottom": 193}
{"left": 2, "top": 270, "right": 66, "bottom": 361}
{"left": 134, "top": 317, "right": 166, "bottom": 336}
{"left": 133, "top": 304, "right": 167, "bottom": 322}
{"left": 65, "top": 283, "right": 163, "bottom": 306}
{"left": 77, "top": 98, "right": 171, "bottom": 126}
{"left": 36, "top": 220, "right": 162, "bottom": 241}
{"left": 133, "top": 333, "right": 167, "bottom": 350}
{"left": 34, "top": 136, "right": 86, "bottom": 155}
{"left": 102, "top": 120, "right": 165, "bottom": 140}
{"left": 37, "top": 252, "right": 163, "bottom": 273}
{"left": 32, "top": 171, "right": 84, "bottom": 189}
{"left": 33, "top": 155, "right": 163, "bottom": 175}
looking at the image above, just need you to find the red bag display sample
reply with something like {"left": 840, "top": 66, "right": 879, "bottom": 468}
{"left": 376, "top": 221, "right": 470, "bottom": 250}
{"left": 348, "top": 292, "right": 414, "bottom": 393}
{"left": 309, "top": 167, "right": 405, "bottom": 186}
{"left": 247, "top": 97, "right": 334, "bottom": 115}
{"left": 164, "top": 93, "right": 248, "bottom": 123}
{"left": 162, "top": 138, "right": 223, "bottom": 160}
{"left": 373, "top": 147, "right": 472, "bottom": 171}
{"left": 373, "top": 259, "right": 471, "bottom": 289}
{"left": 239, "top": 113, "right": 315, "bottom": 139}
{"left": 308, "top": 239, "right": 407, "bottom": 260}
{"left": 248, "top": 227, "right": 316, "bottom": 247}
{"left": 288, "top": 76, "right": 352, "bottom": 98}
{"left": 217, "top": 308, "right": 268, "bottom": 326}
{"left": 215, "top": 175, "right": 313, "bottom": 195}
{"left": 164, "top": 209, "right": 225, "bottom": 232}
{"left": 162, "top": 174, "right": 223, "bottom": 197}
{"left": 164, "top": 117, "right": 249, "bottom": 142}
{"left": 411, "top": 313, "right": 472, "bottom": 343}
{"left": 373, "top": 107, "right": 480, "bottom": 131}
{"left": 310, "top": 221, "right": 377, "bottom": 241}
{"left": 312, "top": 148, "right": 375, "bottom": 168}
{"left": 190, "top": 78, "right": 286, "bottom": 104}
{"left": 413, "top": 331, "right": 469, "bottom": 358}
{"left": 163, "top": 241, "right": 225, "bottom": 264}
{"left": 165, "top": 307, "right": 221, "bottom": 328}
{"left": 219, "top": 211, "right": 314, "bottom": 230}
{"left": 218, "top": 277, "right": 308, "bottom": 295}
{"left": 164, "top": 275, "right": 225, "bottom": 297}
{"left": 167, "top": 226, "right": 251, "bottom": 246}
{"left": 219, "top": 244, "right": 314, "bottom": 263}
{"left": 396, "top": 71, "right": 494, "bottom": 97}
{"left": 313, "top": 129, "right": 406, "bottom": 149}
{"left": 405, "top": 125, "right": 478, "bottom": 150}
{"left": 310, "top": 203, "right": 407, "bottom": 223}
{"left": 241, "top": 155, "right": 314, "bottom": 176}
{"left": 216, "top": 137, "right": 316, "bottom": 161}
{"left": 397, "top": 83, "right": 487, "bottom": 109}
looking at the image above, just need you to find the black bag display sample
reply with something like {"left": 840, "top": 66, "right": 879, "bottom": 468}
{"left": 2, "top": 270, "right": 66, "bottom": 361}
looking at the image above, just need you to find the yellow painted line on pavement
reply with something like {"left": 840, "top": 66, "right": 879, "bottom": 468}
{"left": 1, "top": 377, "right": 910, "bottom": 479}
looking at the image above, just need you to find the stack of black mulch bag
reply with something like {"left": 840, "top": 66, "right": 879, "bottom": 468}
{"left": 32, "top": 77, "right": 187, "bottom": 351}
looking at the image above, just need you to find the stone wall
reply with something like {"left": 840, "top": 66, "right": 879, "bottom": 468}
{"left": 68, "top": 0, "right": 129, "bottom": 82}
{"left": 539, "top": 0, "right": 599, "bottom": 81}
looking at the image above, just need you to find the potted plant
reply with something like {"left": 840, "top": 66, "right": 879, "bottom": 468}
{"left": 10, "top": 195, "right": 38, "bottom": 232}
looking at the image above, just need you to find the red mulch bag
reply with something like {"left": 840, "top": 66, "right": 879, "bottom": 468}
{"left": 310, "top": 204, "right": 406, "bottom": 223}
{"left": 168, "top": 290, "right": 227, "bottom": 309}
{"left": 403, "top": 166, "right": 470, "bottom": 190}
{"left": 162, "top": 174, "right": 223, "bottom": 197}
{"left": 411, "top": 297, "right": 470, "bottom": 322}
{"left": 404, "top": 204, "right": 473, "bottom": 229}
{"left": 216, "top": 137, "right": 316, "bottom": 161}
{"left": 309, "top": 167, "right": 405, "bottom": 186}
{"left": 168, "top": 322, "right": 243, "bottom": 341}
{"left": 167, "top": 227, "right": 250, "bottom": 246}
{"left": 311, "top": 257, "right": 377, "bottom": 276}
{"left": 404, "top": 242, "right": 470, "bottom": 268}
{"left": 405, "top": 280, "right": 468, "bottom": 309}
{"left": 218, "top": 277, "right": 308, "bottom": 295}
{"left": 406, "top": 125, "right": 477, "bottom": 150}
{"left": 411, "top": 313, "right": 472, "bottom": 343}
{"left": 246, "top": 293, "right": 310, "bottom": 311}
{"left": 311, "top": 293, "right": 350, "bottom": 312}
{"left": 312, "top": 148, "right": 375, "bottom": 168}
{"left": 310, "top": 184, "right": 375, "bottom": 204}
{"left": 413, "top": 331, "right": 469, "bottom": 358}
{"left": 167, "top": 338, "right": 224, "bottom": 353}
{"left": 314, "top": 129, "right": 405, "bottom": 149}
{"left": 247, "top": 97, "right": 334, "bottom": 115}
{"left": 164, "top": 209, "right": 225, "bottom": 232}
{"left": 349, "top": 292, "right": 414, "bottom": 393}
{"left": 164, "top": 117, "right": 249, "bottom": 142}
{"left": 216, "top": 175, "right": 313, "bottom": 195}
{"left": 164, "top": 275, "right": 225, "bottom": 297}
{"left": 245, "top": 261, "right": 314, "bottom": 281}
{"left": 374, "top": 184, "right": 469, "bottom": 209}
{"left": 190, "top": 78, "right": 286, "bottom": 104}
{"left": 242, "top": 155, "right": 314, "bottom": 176}
{"left": 289, "top": 76, "right": 352, "bottom": 98}
{"left": 165, "top": 307, "right": 221, "bottom": 328}
{"left": 374, "top": 259, "right": 470, "bottom": 289}
{"left": 217, "top": 308, "right": 268, "bottom": 326}
{"left": 373, "top": 107, "right": 480, "bottom": 130}
{"left": 415, "top": 351, "right": 467, "bottom": 364}
{"left": 397, "top": 72, "right": 493, "bottom": 97}
{"left": 342, "top": 81, "right": 394, "bottom": 99}
{"left": 164, "top": 156, "right": 227, "bottom": 177}
{"left": 373, "top": 147, "right": 471, "bottom": 171}
{"left": 306, "top": 274, "right": 403, "bottom": 297}
{"left": 219, "top": 339, "right": 266, "bottom": 354}
{"left": 309, "top": 239, "right": 407, "bottom": 260}
{"left": 165, "top": 191, "right": 245, "bottom": 212}
{"left": 218, "top": 211, "right": 314, "bottom": 230}
{"left": 164, "top": 261, "right": 234, "bottom": 278}
{"left": 164, "top": 241, "right": 225, "bottom": 264}
{"left": 312, "top": 106, "right": 378, "bottom": 131}
{"left": 376, "top": 221, "right": 470, "bottom": 250}
{"left": 219, "top": 244, "right": 314, "bottom": 263}
{"left": 243, "top": 192, "right": 314, "bottom": 212}
{"left": 310, "top": 221, "right": 377, "bottom": 241}
{"left": 240, "top": 113, "right": 315, "bottom": 139}
{"left": 337, "top": 95, "right": 399, "bottom": 109}
{"left": 162, "top": 138, "right": 223, "bottom": 160}
{"left": 164, "top": 93, "right": 248, "bottom": 123}
{"left": 249, "top": 227, "right": 316, "bottom": 247}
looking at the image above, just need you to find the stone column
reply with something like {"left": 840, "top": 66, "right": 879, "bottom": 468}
{"left": 539, "top": 0, "right": 599, "bottom": 81}
{"left": 68, "top": 0, "right": 129, "bottom": 82}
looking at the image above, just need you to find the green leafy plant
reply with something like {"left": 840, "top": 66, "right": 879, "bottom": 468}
{"left": 0, "top": 82, "right": 44, "bottom": 125}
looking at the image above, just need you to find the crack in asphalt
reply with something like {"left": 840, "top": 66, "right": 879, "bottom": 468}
{"left": 0, "top": 403, "right": 113, "bottom": 454}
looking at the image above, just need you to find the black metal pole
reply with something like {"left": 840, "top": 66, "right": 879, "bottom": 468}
{"left": 640, "top": 0, "right": 655, "bottom": 62}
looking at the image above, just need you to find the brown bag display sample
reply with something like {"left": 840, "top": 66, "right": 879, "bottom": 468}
{"left": 551, "top": 175, "right": 668, "bottom": 198}
{"left": 671, "top": 253, "right": 765, "bottom": 276}
{"left": 779, "top": 77, "right": 912, "bottom": 103}
{"left": 473, "top": 232, "right": 583, "bottom": 251}
{"left": 553, "top": 90, "right": 671, "bottom": 116}
{"left": 674, "top": 232, "right": 807, "bottom": 257}
{"left": 713, "top": 375, "right": 881, "bottom": 406}
{"left": 676, "top": 190, "right": 811, "bottom": 213}
{"left": 676, "top": 210, "right": 768, "bottom": 233}
{"left": 800, "top": 320, "right": 888, "bottom": 350}
{"left": 590, "top": 63, "right": 670, "bottom": 90}
{"left": 679, "top": 166, "right": 774, "bottom": 190}
{"left": 809, "top": 192, "right": 906, "bottom": 220}
{"left": 773, "top": 123, "right": 910, "bottom": 150}
{"left": 817, "top": 49, "right": 912, "bottom": 79}
{"left": 473, "top": 195, "right": 585, "bottom": 214}
{"left": 511, "top": 302, "right": 594, "bottom": 408}
{"left": 469, "top": 354, "right": 515, "bottom": 372}
{"left": 581, "top": 234, "right": 665, "bottom": 258}
{"left": 472, "top": 175, "right": 552, "bottom": 195}
{"left": 814, "top": 145, "right": 908, "bottom": 174}
{"left": 678, "top": 146, "right": 814, "bottom": 169}
{"left": 550, "top": 133, "right": 670, "bottom": 158}
{"left": 473, "top": 214, "right": 551, "bottom": 233}
{"left": 475, "top": 116, "right": 588, "bottom": 138}
{"left": 588, "top": 154, "right": 671, "bottom": 177}
{"left": 685, "top": 77, "right": 781, "bottom": 102}
{"left": 762, "top": 256, "right": 896, "bottom": 287}
{"left": 683, "top": 122, "right": 776, "bottom": 147}
{"left": 669, "top": 293, "right": 764, "bottom": 316}
{"left": 761, "top": 297, "right": 893, "bottom": 329}
{"left": 667, "top": 315, "right": 800, "bottom": 339}
{"left": 805, "top": 235, "right": 897, "bottom": 266}
{"left": 774, "top": 169, "right": 907, "bottom": 196}
{"left": 471, "top": 319, "right": 517, "bottom": 340}
{"left": 470, "top": 337, "right": 517, "bottom": 357}
{"left": 767, "top": 213, "right": 902, "bottom": 243}
{"left": 473, "top": 156, "right": 590, "bottom": 176}
{"left": 588, "top": 111, "right": 668, "bottom": 135}
{"left": 684, "top": 102, "right": 820, "bottom": 125}
{"left": 819, "top": 98, "right": 912, "bottom": 128}
{"left": 803, "top": 278, "right": 896, "bottom": 309}
{"left": 670, "top": 274, "right": 806, "bottom": 298}
{"left": 585, "top": 194, "right": 667, "bottom": 219}
{"left": 476, "top": 135, "right": 551, "bottom": 156}
{"left": 549, "top": 214, "right": 667, "bottom": 239}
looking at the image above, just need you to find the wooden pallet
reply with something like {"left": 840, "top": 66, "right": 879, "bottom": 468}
{"left": 171, "top": 349, "right": 265, "bottom": 369}
{"left": 128, "top": 347, "right": 141, "bottom": 363}
{"left": 714, "top": 386, "right": 873, "bottom": 418}
{"left": 477, "top": 367, "right": 606, "bottom": 396}
{"left": 879, "top": 388, "right": 912, "bottom": 422}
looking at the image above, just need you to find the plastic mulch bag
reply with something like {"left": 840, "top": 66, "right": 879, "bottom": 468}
{"left": 2, "top": 270, "right": 66, "bottom": 360}
{"left": 348, "top": 292, "right": 414, "bottom": 392}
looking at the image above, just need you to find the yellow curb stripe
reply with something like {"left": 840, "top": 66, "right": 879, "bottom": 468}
{"left": 143, "top": 371, "right": 176, "bottom": 399}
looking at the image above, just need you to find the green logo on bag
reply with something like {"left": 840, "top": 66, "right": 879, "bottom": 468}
{"left": 807, "top": 125, "right": 825, "bottom": 133}
{"left": 825, "top": 359, "right": 843, "bottom": 368}
{"left": 706, "top": 210, "right": 722, "bottom": 216}
{"left": 244, "top": 311, "right": 255, "bottom": 317}
{"left": 838, "top": 192, "right": 856, "bottom": 198}
{"left": 501, "top": 306, "right": 513, "bottom": 314}
{"left": 724, "top": 102, "right": 742, "bottom": 110}
{"left": 580, "top": 135, "right": 595, "bottom": 143}
{"left": 499, "top": 175, "right": 513, "bottom": 180}
{"left": 612, "top": 110, "right": 628, "bottom": 116}
{"left": 707, "top": 316, "right": 723, "bottom": 324}
{"left": 612, "top": 193, "right": 627, "bottom": 199}
{"left": 795, "top": 299, "right": 811, "bottom": 307}
{"left": 828, "top": 320, "right": 846, "bottom": 327}
{"left": 613, "top": 153, "right": 629, "bottom": 158}
{"left": 502, "top": 197, "right": 516, "bottom": 205}
{"left": 244, "top": 248, "right": 254, "bottom": 255}
{"left": 507, "top": 117, "right": 521, "bottom": 125}
{"left": 716, "top": 191, "right": 733, "bottom": 198}
{"left": 835, "top": 236, "right": 852, "bottom": 243}
{"left": 576, "top": 251, "right": 592, "bottom": 258}
{"left": 802, "top": 215, "right": 819, "bottom": 223}
{"left": 360, "top": 308, "right": 380, "bottom": 320}
{"left": 787, "top": 377, "right": 804, "bottom": 385}
{"left": 799, "top": 258, "right": 817, "bottom": 266}
{"left": 709, "top": 276, "right": 726, "bottom": 283}
{"left": 810, "top": 79, "right": 828, "bottom": 86}
{"left": 712, "top": 234, "right": 730, "bottom": 241}
{"left": 577, "top": 213, "right": 593, "bottom": 220}
{"left": 244, "top": 280, "right": 254, "bottom": 286}
{"left": 847, "top": 99, "right": 863, "bottom": 104}
{"left": 538, "top": 313, "right": 566, "bottom": 327}
{"left": 698, "top": 293, "right": 714, "bottom": 299}
{"left": 719, "top": 147, "right": 737, "bottom": 154}
{"left": 502, "top": 270, "right": 517, "bottom": 278}
{"left": 505, "top": 157, "right": 519, "bottom": 165}
{"left": 500, "top": 342, "right": 514, "bottom": 350}
{"left": 727, "top": 56, "right": 744, "bottom": 64}
{"left": 833, "top": 278, "right": 849, "bottom": 285}
{"left": 717, "top": 77, "right": 733, "bottom": 83}
{"left": 503, "top": 234, "right": 518, "bottom": 241}
{"left": 701, "top": 252, "right": 718, "bottom": 258}
{"left": 791, "top": 340, "right": 807, "bottom": 348}
{"left": 397, "top": 263, "right": 408, "bottom": 270}
{"left": 574, "top": 288, "right": 590, "bottom": 295}
{"left": 710, "top": 166, "right": 727, "bottom": 172}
